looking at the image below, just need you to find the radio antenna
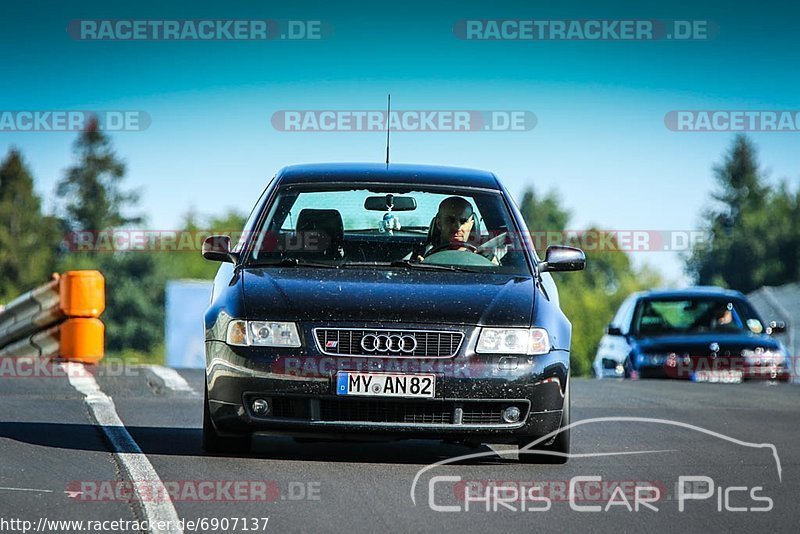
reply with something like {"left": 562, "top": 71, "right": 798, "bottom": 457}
{"left": 385, "top": 94, "right": 391, "bottom": 166}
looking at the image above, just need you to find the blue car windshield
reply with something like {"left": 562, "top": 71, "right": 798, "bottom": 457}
{"left": 631, "top": 298, "right": 764, "bottom": 336}
{"left": 245, "top": 184, "right": 532, "bottom": 276}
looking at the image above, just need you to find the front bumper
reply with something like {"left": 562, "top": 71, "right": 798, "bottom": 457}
{"left": 635, "top": 355, "right": 792, "bottom": 381}
{"left": 595, "top": 358, "right": 625, "bottom": 378}
{"left": 205, "top": 336, "right": 569, "bottom": 443}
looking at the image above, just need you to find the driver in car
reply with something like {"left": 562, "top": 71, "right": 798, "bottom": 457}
{"left": 416, "top": 196, "right": 498, "bottom": 263}
{"left": 436, "top": 196, "right": 476, "bottom": 249}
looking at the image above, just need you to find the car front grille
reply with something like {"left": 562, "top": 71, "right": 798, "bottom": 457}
{"left": 253, "top": 397, "right": 525, "bottom": 427}
{"left": 319, "top": 399, "right": 453, "bottom": 424}
{"left": 270, "top": 397, "right": 311, "bottom": 419}
{"left": 460, "top": 404, "right": 506, "bottom": 425}
{"left": 313, "top": 328, "right": 464, "bottom": 358}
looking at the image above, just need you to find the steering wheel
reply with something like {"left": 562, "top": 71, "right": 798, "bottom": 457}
{"left": 423, "top": 242, "right": 479, "bottom": 258}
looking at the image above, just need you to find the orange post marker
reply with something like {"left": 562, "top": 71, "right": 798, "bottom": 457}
{"left": 60, "top": 318, "right": 104, "bottom": 363}
{"left": 59, "top": 270, "right": 105, "bottom": 318}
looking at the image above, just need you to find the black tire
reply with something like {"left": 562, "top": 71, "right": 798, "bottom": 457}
{"left": 623, "top": 356, "right": 634, "bottom": 379}
{"left": 202, "top": 384, "right": 251, "bottom": 454}
{"left": 517, "top": 377, "right": 570, "bottom": 464}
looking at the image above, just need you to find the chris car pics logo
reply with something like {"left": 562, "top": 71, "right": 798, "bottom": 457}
{"left": 411, "top": 417, "right": 781, "bottom": 514}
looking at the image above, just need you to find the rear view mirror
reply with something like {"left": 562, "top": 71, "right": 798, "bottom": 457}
{"left": 364, "top": 194, "right": 417, "bottom": 211}
{"left": 539, "top": 246, "right": 586, "bottom": 272}
{"left": 202, "top": 235, "right": 237, "bottom": 263}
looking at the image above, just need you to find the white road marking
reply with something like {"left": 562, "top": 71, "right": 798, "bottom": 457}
{"left": 148, "top": 365, "right": 198, "bottom": 395}
{"left": 0, "top": 486, "right": 83, "bottom": 497}
{"left": 61, "top": 362, "right": 183, "bottom": 534}
{"left": 0, "top": 486, "right": 53, "bottom": 493}
{"left": 487, "top": 444, "right": 515, "bottom": 457}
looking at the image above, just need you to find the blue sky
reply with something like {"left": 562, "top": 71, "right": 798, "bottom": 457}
{"left": 2, "top": 0, "right": 799, "bottom": 283}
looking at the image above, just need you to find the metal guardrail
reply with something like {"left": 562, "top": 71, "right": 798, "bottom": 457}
{"left": 0, "top": 271, "right": 105, "bottom": 363}
{"left": 0, "top": 274, "right": 61, "bottom": 345}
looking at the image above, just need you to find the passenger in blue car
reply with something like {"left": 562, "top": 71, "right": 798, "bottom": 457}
{"left": 709, "top": 302, "right": 739, "bottom": 331}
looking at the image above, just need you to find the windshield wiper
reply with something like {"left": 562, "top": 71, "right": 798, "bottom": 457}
{"left": 388, "top": 259, "right": 479, "bottom": 273}
{"left": 251, "top": 257, "right": 341, "bottom": 269}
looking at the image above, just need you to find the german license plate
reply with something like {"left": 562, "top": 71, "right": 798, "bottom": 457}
{"left": 692, "top": 370, "right": 743, "bottom": 384}
{"left": 336, "top": 372, "right": 435, "bottom": 398}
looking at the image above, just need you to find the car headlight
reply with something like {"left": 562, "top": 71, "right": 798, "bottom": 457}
{"left": 476, "top": 328, "right": 550, "bottom": 355}
{"left": 226, "top": 320, "right": 302, "bottom": 347}
{"left": 644, "top": 353, "right": 667, "bottom": 366}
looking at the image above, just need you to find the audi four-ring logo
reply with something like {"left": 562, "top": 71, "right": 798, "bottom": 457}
{"left": 360, "top": 334, "right": 417, "bottom": 353}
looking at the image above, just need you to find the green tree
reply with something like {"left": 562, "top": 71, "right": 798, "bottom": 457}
{"left": 0, "top": 148, "right": 60, "bottom": 301}
{"left": 56, "top": 117, "right": 141, "bottom": 232}
{"left": 557, "top": 236, "right": 661, "bottom": 375}
{"left": 56, "top": 120, "right": 162, "bottom": 360}
{"left": 687, "top": 135, "right": 800, "bottom": 291}
{"left": 518, "top": 188, "right": 570, "bottom": 234}
{"left": 98, "top": 253, "right": 165, "bottom": 354}
{"left": 518, "top": 187, "right": 660, "bottom": 376}
{"left": 154, "top": 209, "right": 247, "bottom": 281}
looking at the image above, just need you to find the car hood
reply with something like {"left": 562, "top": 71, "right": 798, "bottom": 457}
{"left": 634, "top": 332, "right": 781, "bottom": 355}
{"left": 241, "top": 267, "right": 534, "bottom": 326}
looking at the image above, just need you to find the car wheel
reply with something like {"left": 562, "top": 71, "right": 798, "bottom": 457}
{"left": 517, "top": 377, "right": 570, "bottom": 464}
{"left": 202, "top": 383, "right": 251, "bottom": 454}
{"left": 623, "top": 356, "right": 635, "bottom": 379}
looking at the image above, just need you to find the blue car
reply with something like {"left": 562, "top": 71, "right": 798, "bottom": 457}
{"left": 593, "top": 287, "right": 790, "bottom": 382}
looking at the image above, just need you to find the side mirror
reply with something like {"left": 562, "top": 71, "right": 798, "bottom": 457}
{"left": 202, "top": 235, "right": 237, "bottom": 263}
{"left": 606, "top": 325, "right": 623, "bottom": 336}
{"left": 767, "top": 320, "right": 787, "bottom": 335}
{"left": 539, "top": 245, "right": 586, "bottom": 273}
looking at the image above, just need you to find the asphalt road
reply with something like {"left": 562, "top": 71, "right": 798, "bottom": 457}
{"left": 1, "top": 362, "right": 798, "bottom": 533}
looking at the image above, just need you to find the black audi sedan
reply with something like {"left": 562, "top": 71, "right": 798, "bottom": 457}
{"left": 201, "top": 163, "right": 585, "bottom": 462}
{"left": 593, "top": 287, "right": 790, "bottom": 382}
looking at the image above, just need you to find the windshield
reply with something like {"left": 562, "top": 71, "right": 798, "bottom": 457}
{"left": 631, "top": 297, "right": 764, "bottom": 337}
{"left": 246, "top": 183, "right": 531, "bottom": 275}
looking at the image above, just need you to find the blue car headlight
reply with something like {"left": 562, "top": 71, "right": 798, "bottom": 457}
{"left": 638, "top": 353, "right": 667, "bottom": 366}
